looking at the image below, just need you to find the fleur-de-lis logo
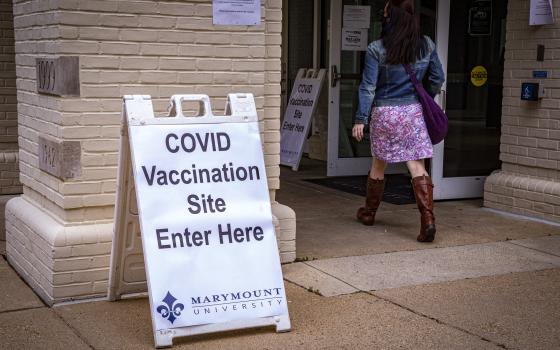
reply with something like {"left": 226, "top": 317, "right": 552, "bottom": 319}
{"left": 156, "top": 292, "right": 185, "bottom": 324}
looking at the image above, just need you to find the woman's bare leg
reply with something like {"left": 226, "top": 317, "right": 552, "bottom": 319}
{"left": 405, "top": 159, "right": 428, "bottom": 178}
{"left": 369, "top": 158, "right": 387, "bottom": 179}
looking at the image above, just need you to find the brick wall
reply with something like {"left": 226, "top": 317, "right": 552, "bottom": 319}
{"left": 12, "top": 0, "right": 282, "bottom": 223}
{"left": 0, "top": 0, "right": 19, "bottom": 188}
{"left": 12, "top": 0, "right": 63, "bottom": 220}
{"left": 8, "top": 0, "right": 293, "bottom": 304}
{"left": 0, "top": 0, "right": 17, "bottom": 156}
{"left": 0, "top": 0, "right": 20, "bottom": 241}
{"left": 484, "top": 0, "right": 560, "bottom": 221}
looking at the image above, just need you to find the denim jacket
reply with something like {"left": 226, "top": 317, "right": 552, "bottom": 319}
{"left": 355, "top": 36, "right": 445, "bottom": 125}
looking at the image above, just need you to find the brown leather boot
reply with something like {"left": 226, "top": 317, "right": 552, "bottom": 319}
{"left": 356, "top": 177, "right": 385, "bottom": 226}
{"left": 412, "top": 175, "right": 436, "bottom": 242}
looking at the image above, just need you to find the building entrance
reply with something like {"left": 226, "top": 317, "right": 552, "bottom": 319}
{"left": 282, "top": 0, "right": 506, "bottom": 200}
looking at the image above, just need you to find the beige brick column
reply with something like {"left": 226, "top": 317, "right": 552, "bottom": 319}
{"left": 484, "top": 0, "right": 560, "bottom": 222}
{"left": 0, "top": 0, "right": 21, "bottom": 241}
{"left": 6, "top": 0, "right": 295, "bottom": 305}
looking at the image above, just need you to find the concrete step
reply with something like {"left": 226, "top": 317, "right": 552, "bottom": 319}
{"left": 283, "top": 235, "right": 560, "bottom": 296}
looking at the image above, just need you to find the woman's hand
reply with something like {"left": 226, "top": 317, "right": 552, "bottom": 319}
{"left": 352, "top": 123, "right": 365, "bottom": 142}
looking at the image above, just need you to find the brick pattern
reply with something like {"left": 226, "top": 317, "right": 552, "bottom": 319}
{"left": 13, "top": 0, "right": 283, "bottom": 222}
{"left": 498, "top": 0, "right": 560, "bottom": 176}
{"left": 0, "top": 193, "right": 17, "bottom": 240}
{"left": 8, "top": 0, "right": 294, "bottom": 303}
{"left": 0, "top": 151, "right": 20, "bottom": 194}
{"left": 12, "top": 0, "right": 62, "bottom": 219}
{"left": 272, "top": 202, "right": 296, "bottom": 263}
{"left": 6, "top": 197, "right": 113, "bottom": 304}
{"left": 0, "top": 0, "right": 21, "bottom": 196}
{"left": 484, "top": 0, "right": 560, "bottom": 222}
{"left": 484, "top": 171, "right": 560, "bottom": 221}
{"left": 0, "top": 151, "right": 20, "bottom": 240}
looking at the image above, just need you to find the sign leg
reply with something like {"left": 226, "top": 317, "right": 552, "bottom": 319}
{"left": 155, "top": 332, "right": 174, "bottom": 348}
{"left": 274, "top": 314, "right": 292, "bottom": 333}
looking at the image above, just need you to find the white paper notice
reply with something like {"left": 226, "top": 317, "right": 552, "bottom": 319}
{"left": 342, "top": 28, "right": 368, "bottom": 51}
{"left": 343, "top": 5, "right": 371, "bottom": 29}
{"left": 213, "top": 0, "right": 261, "bottom": 26}
{"left": 530, "top": 0, "right": 554, "bottom": 25}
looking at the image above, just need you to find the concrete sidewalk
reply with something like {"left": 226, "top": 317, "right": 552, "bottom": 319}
{"left": 1, "top": 249, "right": 559, "bottom": 349}
{"left": 1, "top": 164, "right": 560, "bottom": 349}
{"left": 283, "top": 236, "right": 560, "bottom": 296}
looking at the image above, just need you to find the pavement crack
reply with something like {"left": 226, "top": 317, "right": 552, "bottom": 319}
{"left": 0, "top": 306, "right": 46, "bottom": 315}
{"left": 301, "top": 262, "right": 359, "bottom": 292}
{"left": 52, "top": 309, "right": 96, "bottom": 350}
{"left": 292, "top": 262, "right": 511, "bottom": 349}
{"left": 506, "top": 241, "right": 560, "bottom": 258}
{"left": 368, "top": 291, "right": 511, "bottom": 350}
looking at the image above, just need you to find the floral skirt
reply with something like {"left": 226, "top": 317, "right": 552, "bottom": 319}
{"left": 369, "top": 103, "right": 433, "bottom": 163}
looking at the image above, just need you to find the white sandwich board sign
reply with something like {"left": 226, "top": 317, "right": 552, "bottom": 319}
{"left": 109, "top": 94, "right": 291, "bottom": 348}
{"left": 280, "top": 69, "right": 326, "bottom": 170}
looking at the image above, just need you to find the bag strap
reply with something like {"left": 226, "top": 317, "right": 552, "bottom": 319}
{"left": 403, "top": 64, "right": 422, "bottom": 90}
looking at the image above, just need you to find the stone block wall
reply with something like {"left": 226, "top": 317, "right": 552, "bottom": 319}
{"left": 0, "top": 0, "right": 20, "bottom": 241}
{"left": 484, "top": 0, "right": 560, "bottom": 221}
{"left": 12, "top": 0, "right": 283, "bottom": 224}
{"left": 7, "top": 0, "right": 295, "bottom": 305}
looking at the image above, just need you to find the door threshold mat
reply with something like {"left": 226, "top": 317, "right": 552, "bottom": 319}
{"left": 305, "top": 174, "right": 416, "bottom": 205}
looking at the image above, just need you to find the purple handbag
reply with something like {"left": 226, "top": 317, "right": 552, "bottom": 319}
{"left": 403, "top": 64, "right": 448, "bottom": 145}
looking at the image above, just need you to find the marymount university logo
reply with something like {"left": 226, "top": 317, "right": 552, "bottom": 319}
{"left": 157, "top": 291, "right": 185, "bottom": 324}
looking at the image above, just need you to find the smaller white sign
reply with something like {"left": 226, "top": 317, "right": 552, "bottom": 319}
{"left": 281, "top": 69, "right": 326, "bottom": 170}
{"left": 213, "top": 0, "right": 261, "bottom": 26}
{"left": 530, "top": 0, "right": 554, "bottom": 25}
{"left": 342, "top": 28, "right": 368, "bottom": 51}
{"left": 343, "top": 5, "right": 371, "bottom": 29}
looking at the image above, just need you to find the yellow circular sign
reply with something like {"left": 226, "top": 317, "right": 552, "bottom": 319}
{"left": 470, "top": 66, "right": 488, "bottom": 87}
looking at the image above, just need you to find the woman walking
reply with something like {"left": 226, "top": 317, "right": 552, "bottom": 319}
{"left": 353, "top": 0, "right": 445, "bottom": 242}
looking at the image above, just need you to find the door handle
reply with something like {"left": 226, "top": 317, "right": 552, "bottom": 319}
{"left": 331, "top": 65, "right": 362, "bottom": 88}
{"left": 331, "top": 65, "right": 341, "bottom": 87}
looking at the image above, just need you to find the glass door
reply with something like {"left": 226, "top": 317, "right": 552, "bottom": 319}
{"left": 327, "top": 0, "right": 504, "bottom": 195}
{"left": 432, "top": 0, "right": 505, "bottom": 199}
{"left": 328, "top": 0, "right": 403, "bottom": 176}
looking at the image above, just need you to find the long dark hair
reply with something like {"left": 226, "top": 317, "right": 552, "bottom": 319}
{"left": 381, "top": 0, "right": 427, "bottom": 64}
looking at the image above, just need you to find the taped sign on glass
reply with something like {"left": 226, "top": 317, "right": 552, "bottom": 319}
{"left": 468, "top": 0, "right": 492, "bottom": 36}
{"left": 112, "top": 94, "right": 290, "bottom": 348}
{"left": 470, "top": 66, "right": 488, "bottom": 87}
{"left": 343, "top": 5, "right": 371, "bottom": 28}
{"left": 342, "top": 28, "right": 368, "bottom": 51}
{"left": 280, "top": 69, "right": 326, "bottom": 170}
